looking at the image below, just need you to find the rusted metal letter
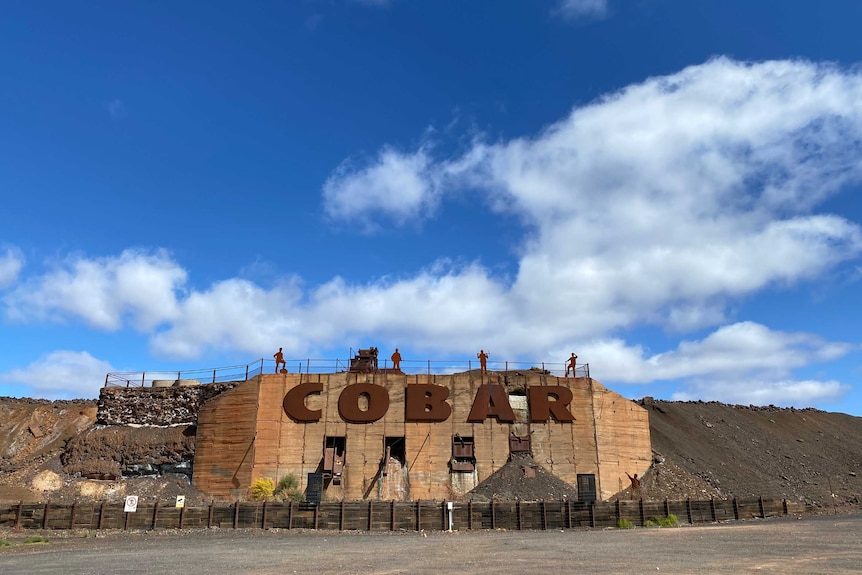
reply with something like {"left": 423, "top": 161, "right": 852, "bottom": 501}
{"left": 405, "top": 384, "right": 452, "bottom": 422}
{"left": 527, "top": 386, "right": 575, "bottom": 422}
{"left": 338, "top": 382, "right": 389, "bottom": 423}
{"left": 467, "top": 384, "right": 516, "bottom": 423}
{"left": 283, "top": 382, "right": 324, "bottom": 422}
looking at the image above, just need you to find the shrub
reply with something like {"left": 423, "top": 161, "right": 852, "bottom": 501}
{"left": 250, "top": 477, "right": 276, "bottom": 501}
{"left": 23, "top": 536, "right": 48, "bottom": 544}
{"left": 644, "top": 519, "right": 659, "bottom": 527}
{"left": 659, "top": 514, "right": 680, "bottom": 527}
{"left": 616, "top": 518, "right": 634, "bottom": 529}
{"left": 0, "top": 540, "right": 11, "bottom": 547}
{"left": 274, "top": 474, "right": 304, "bottom": 502}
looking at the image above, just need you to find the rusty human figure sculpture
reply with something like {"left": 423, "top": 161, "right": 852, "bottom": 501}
{"left": 274, "top": 347, "right": 286, "bottom": 373}
{"left": 565, "top": 353, "right": 578, "bottom": 377}
{"left": 626, "top": 472, "right": 641, "bottom": 499}
{"left": 477, "top": 350, "right": 489, "bottom": 374}
{"left": 390, "top": 348, "right": 402, "bottom": 371}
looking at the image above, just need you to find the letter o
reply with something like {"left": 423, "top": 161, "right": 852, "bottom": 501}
{"left": 338, "top": 383, "right": 390, "bottom": 423}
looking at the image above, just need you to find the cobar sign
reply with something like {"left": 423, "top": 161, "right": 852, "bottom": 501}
{"left": 283, "top": 383, "right": 576, "bottom": 424}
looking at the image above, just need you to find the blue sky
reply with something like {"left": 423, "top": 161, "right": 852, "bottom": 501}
{"left": 2, "top": 0, "right": 862, "bottom": 413}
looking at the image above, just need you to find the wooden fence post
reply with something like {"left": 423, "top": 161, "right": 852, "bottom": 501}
{"left": 313, "top": 504, "right": 319, "bottom": 530}
{"left": 233, "top": 501, "right": 240, "bottom": 529}
{"left": 491, "top": 500, "right": 496, "bottom": 529}
{"left": 70, "top": 501, "right": 77, "bottom": 530}
{"left": 733, "top": 497, "right": 739, "bottom": 520}
{"left": 566, "top": 500, "right": 572, "bottom": 529}
{"left": 782, "top": 498, "right": 788, "bottom": 516}
{"left": 124, "top": 510, "right": 130, "bottom": 531}
{"left": 262, "top": 501, "right": 267, "bottom": 530}
{"left": 207, "top": 501, "right": 214, "bottom": 528}
{"left": 152, "top": 500, "right": 159, "bottom": 530}
{"left": 179, "top": 504, "right": 185, "bottom": 529}
{"left": 98, "top": 501, "right": 106, "bottom": 530}
{"left": 614, "top": 499, "right": 620, "bottom": 524}
{"left": 517, "top": 501, "right": 522, "bottom": 530}
{"left": 390, "top": 501, "right": 395, "bottom": 532}
{"left": 288, "top": 501, "right": 293, "bottom": 530}
{"left": 589, "top": 502, "right": 595, "bottom": 528}
{"left": 368, "top": 500, "right": 373, "bottom": 531}
{"left": 15, "top": 501, "right": 23, "bottom": 529}
{"left": 541, "top": 500, "right": 547, "bottom": 530}
{"left": 468, "top": 500, "right": 473, "bottom": 530}
{"left": 686, "top": 498, "right": 693, "bottom": 524}
{"left": 42, "top": 501, "right": 51, "bottom": 530}
{"left": 759, "top": 496, "right": 765, "bottom": 519}
{"left": 664, "top": 498, "right": 670, "bottom": 519}
{"left": 416, "top": 500, "right": 421, "bottom": 531}
{"left": 639, "top": 498, "right": 645, "bottom": 526}
{"left": 340, "top": 500, "right": 345, "bottom": 531}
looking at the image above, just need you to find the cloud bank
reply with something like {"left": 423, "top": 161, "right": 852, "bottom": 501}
{"left": 4, "top": 58, "right": 862, "bottom": 405}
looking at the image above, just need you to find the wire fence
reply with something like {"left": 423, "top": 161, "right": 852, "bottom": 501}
{"left": 104, "top": 358, "right": 590, "bottom": 388}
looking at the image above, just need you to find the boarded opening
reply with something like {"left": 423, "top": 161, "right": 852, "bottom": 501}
{"left": 577, "top": 473, "right": 597, "bottom": 502}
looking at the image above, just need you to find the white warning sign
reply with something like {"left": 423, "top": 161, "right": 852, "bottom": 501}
{"left": 124, "top": 495, "right": 139, "bottom": 513}
{"left": 175, "top": 495, "right": 186, "bottom": 508}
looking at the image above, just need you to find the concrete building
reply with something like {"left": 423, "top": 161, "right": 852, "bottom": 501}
{"left": 192, "top": 371, "right": 651, "bottom": 501}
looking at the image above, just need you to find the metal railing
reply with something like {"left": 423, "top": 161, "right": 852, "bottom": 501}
{"left": 104, "top": 358, "right": 590, "bottom": 388}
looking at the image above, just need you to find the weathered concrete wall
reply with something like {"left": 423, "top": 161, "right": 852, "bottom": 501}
{"left": 97, "top": 381, "right": 241, "bottom": 426}
{"left": 192, "top": 373, "right": 652, "bottom": 501}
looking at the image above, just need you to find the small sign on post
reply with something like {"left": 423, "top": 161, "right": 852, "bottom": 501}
{"left": 175, "top": 495, "right": 186, "bottom": 508}
{"left": 124, "top": 495, "right": 138, "bottom": 513}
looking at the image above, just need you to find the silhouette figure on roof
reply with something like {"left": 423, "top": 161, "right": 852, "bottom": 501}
{"left": 565, "top": 353, "right": 578, "bottom": 377}
{"left": 274, "top": 347, "right": 286, "bottom": 374}
{"left": 391, "top": 348, "right": 402, "bottom": 371}
{"left": 477, "top": 350, "right": 489, "bottom": 374}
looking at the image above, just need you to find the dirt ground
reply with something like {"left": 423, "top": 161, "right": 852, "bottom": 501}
{"left": 1, "top": 514, "right": 861, "bottom": 575}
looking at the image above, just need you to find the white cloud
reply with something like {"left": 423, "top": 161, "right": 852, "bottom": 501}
{"left": 323, "top": 147, "right": 438, "bottom": 230}
{"left": 0, "top": 247, "right": 24, "bottom": 288}
{"left": 581, "top": 322, "right": 854, "bottom": 384}
{"left": 4, "top": 249, "right": 186, "bottom": 331}
{"left": 107, "top": 98, "right": 126, "bottom": 119}
{"left": 672, "top": 378, "right": 849, "bottom": 407}
{"left": 556, "top": 0, "right": 608, "bottom": 20}
{"left": 0, "top": 350, "right": 114, "bottom": 399}
{"left": 322, "top": 58, "right": 862, "bottom": 340}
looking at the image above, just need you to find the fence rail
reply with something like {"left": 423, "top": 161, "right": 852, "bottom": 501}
{"left": 0, "top": 497, "right": 808, "bottom": 532}
{"left": 104, "top": 358, "right": 591, "bottom": 388}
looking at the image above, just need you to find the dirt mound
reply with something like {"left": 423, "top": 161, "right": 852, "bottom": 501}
{"left": 642, "top": 399, "right": 862, "bottom": 511}
{"left": 467, "top": 452, "right": 580, "bottom": 501}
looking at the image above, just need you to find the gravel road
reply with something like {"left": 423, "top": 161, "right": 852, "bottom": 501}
{"left": 2, "top": 514, "right": 860, "bottom": 575}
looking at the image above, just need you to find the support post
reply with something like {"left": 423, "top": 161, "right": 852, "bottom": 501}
{"left": 208, "top": 501, "right": 214, "bottom": 528}
{"left": 233, "top": 501, "right": 240, "bottom": 529}
{"left": 179, "top": 505, "right": 185, "bottom": 529}
{"left": 70, "top": 500, "right": 77, "bottom": 530}
{"left": 759, "top": 496, "right": 766, "bottom": 519}
{"left": 710, "top": 497, "right": 716, "bottom": 522}
{"left": 98, "top": 501, "right": 105, "bottom": 530}
{"left": 733, "top": 497, "right": 739, "bottom": 520}
{"left": 782, "top": 498, "right": 788, "bottom": 516}
{"left": 491, "top": 500, "right": 496, "bottom": 529}
{"left": 390, "top": 501, "right": 395, "bottom": 531}
{"left": 368, "top": 500, "right": 373, "bottom": 531}
{"left": 15, "top": 501, "right": 23, "bottom": 529}
{"left": 124, "top": 510, "right": 130, "bottom": 531}
{"left": 566, "top": 500, "right": 572, "bottom": 529}
{"left": 686, "top": 498, "right": 693, "bottom": 524}
{"left": 589, "top": 501, "right": 595, "bottom": 528}
{"left": 468, "top": 500, "right": 473, "bottom": 530}
{"left": 288, "top": 501, "right": 293, "bottom": 529}
{"left": 541, "top": 500, "right": 547, "bottom": 530}
{"left": 313, "top": 504, "right": 319, "bottom": 530}
{"left": 340, "top": 500, "right": 345, "bottom": 531}
{"left": 152, "top": 500, "right": 159, "bottom": 530}
{"left": 639, "top": 498, "right": 645, "bottom": 526}
{"left": 262, "top": 501, "right": 267, "bottom": 530}
{"left": 416, "top": 500, "right": 421, "bottom": 531}
{"left": 42, "top": 501, "right": 50, "bottom": 529}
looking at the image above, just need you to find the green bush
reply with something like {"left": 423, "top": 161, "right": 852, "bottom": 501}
{"left": 659, "top": 513, "right": 680, "bottom": 527}
{"left": 616, "top": 518, "right": 634, "bottom": 529}
{"left": 274, "top": 474, "right": 304, "bottom": 502}
{"left": 644, "top": 519, "right": 659, "bottom": 527}
{"left": 0, "top": 540, "right": 11, "bottom": 547}
{"left": 23, "top": 536, "right": 48, "bottom": 544}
